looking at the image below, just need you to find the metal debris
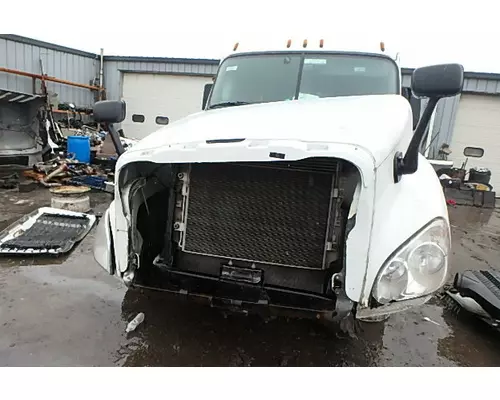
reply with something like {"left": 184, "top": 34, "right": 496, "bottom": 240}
{"left": 0, "top": 207, "right": 96, "bottom": 255}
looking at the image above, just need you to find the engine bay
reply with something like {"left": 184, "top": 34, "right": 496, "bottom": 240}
{"left": 121, "top": 157, "right": 361, "bottom": 305}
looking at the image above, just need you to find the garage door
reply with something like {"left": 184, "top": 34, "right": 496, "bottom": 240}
{"left": 448, "top": 94, "right": 500, "bottom": 193}
{"left": 121, "top": 73, "right": 212, "bottom": 140}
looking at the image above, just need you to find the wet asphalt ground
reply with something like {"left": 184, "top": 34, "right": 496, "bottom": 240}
{"left": 1, "top": 187, "right": 500, "bottom": 366}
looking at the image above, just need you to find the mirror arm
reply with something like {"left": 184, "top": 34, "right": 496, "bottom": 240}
{"left": 394, "top": 96, "right": 440, "bottom": 182}
{"left": 108, "top": 123, "right": 126, "bottom": 156}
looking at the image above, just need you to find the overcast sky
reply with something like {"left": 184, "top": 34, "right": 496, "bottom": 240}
{"left": 5, "top": 0, "right": 500, "bottom": 73}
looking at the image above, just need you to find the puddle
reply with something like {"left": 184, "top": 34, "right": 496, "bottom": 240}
{"left": 449, "top": 206, "right": 500, "bottom": 237}
{"left": 448, "top": 206, "right": 500, "bottom": 275}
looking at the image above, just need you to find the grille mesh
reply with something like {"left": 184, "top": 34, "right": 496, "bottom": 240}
{"left": 0, "top": 213, "right": 90, "bottom": 251}
{"left": 184, "top": 160, "right": 335, "bottom": 268}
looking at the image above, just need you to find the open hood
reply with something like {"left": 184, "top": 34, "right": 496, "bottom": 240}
{"left": 125, "top": 94, "right": 413, "bottom": 167}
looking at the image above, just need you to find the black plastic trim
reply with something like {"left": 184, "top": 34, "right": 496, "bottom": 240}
{"left": 135, "top": 267, "right": 337, "bottom": 314}
{"left": 155, "top": 251, "right": 329, "bottom": 294}
{"left": 294, "top": 55, "right": 305, "bottom": 99}
{"left": 206, "top": 138, "right": 245, "bottom": 144}
{"left": 393, "top": 151, "right": 403, "bottom": 183}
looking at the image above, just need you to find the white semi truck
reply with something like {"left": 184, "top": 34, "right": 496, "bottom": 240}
{"left": 93, "top": 39, "right": 464, "bottom": 326}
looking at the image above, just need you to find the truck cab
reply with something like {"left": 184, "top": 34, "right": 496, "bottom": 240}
{"left": 93, "top": 39, "right": 464, "bottom": 326}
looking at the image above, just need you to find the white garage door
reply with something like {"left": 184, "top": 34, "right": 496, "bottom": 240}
{"left": 448, "top": 94, "right": 500, "bottom": 193}
{"left": 121, "top": 73, "right": 212, "bottom": 140}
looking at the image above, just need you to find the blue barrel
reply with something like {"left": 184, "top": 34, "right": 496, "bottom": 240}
{"left": 67, "top": 136, "right": 91, "bottom": 163}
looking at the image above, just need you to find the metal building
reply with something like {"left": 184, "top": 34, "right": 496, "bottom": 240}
{"left": 0, "top": 34, "right": 100, "bottom": 106}
{"left": 1, "top": 34, "right": 500, "bottom": 190}
{"left": 103, "top": 56, "right": 218, "bottom": 138}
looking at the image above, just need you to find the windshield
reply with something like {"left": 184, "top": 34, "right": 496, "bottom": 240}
{"left": 208, "top": 53, "right": 399, "bottom": 108}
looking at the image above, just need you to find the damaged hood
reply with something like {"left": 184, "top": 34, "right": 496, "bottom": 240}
{"left": 124, "top": 94, "right": 413, "bottom": 166}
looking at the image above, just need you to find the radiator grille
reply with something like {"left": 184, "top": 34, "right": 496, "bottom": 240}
{"left": 183, "top": 159, "right": 336, "bottom": 269}
{"left": 0, "top": 213, "right": 91, "bottom": 253}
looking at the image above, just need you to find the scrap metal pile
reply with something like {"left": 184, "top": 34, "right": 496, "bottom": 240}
{"left": 0, "top": 60, "right": 136, "bottom": 193}
{"left": 24, "top": 156, "right": 112, "bottom": 191}
{"left": 2, "top": 103, "right": 137, "bottom": 193}
{"left": 436, "top": 146, "right": 495, "bottom": 208}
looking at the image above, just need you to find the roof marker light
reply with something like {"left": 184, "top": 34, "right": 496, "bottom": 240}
{"left": 303, "top": 39, "right": 308, "bottom": 48}
{"left": 319, "top": 39, "right": 324, "bottom": 48}
{"left": 233, "top": 42, "right": 239, "bottom": 51}
{"left": 380, "top": 41, "right": 385, "bottom": 52}
{"left": 286, "top": 39, "right": 292, "bottom": 48}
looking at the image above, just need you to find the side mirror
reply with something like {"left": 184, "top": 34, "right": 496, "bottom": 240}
{"left": 402, "top": 87, "right": 421, "bottom": 130}
{"left": 93, "top": 100, "right": 126, "bottom": 123}
{"left": 411, "top": 63, "right": 464, "bottom": 98}
{"left": 463, "top": 146, "right": 484, "bottom": 158}
{"left": 401, "top": 87, "right": 412, "bottom": 102}
{"left": 394, "top": 63, "right": 464, "bottom": 182}
{"left": 202, "top": 83, "right": 213, "bottom": 110}
{"left": 93, "top": 100, "right": 126, "bottom": 157}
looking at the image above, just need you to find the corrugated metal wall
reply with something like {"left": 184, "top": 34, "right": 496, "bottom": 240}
{"left": 103, "top": 57, "right": 219, "bottom": 101}
{"left": 402, "top": 73, "right": 462, "bottom": 158}
{"left": 0, "top": 35, "right": 99, "bottom": 106}
{"left": 415, "top": 96, "right": 462, "bottom": 159}
{"left": 463, "top": 77, "right": 500, "bottom": 94}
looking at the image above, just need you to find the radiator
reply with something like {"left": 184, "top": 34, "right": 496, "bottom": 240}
{"left": 182, "top": 159, "right": 338, "bottom": 269}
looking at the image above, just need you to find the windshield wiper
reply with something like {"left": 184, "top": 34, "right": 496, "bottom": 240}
{"left": 208, "top": 101, "right": 249, "bottom": 110}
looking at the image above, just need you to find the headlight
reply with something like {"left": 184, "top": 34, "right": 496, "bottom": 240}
{"left": 372, "top": 218, "right": 450, "bottom": 304}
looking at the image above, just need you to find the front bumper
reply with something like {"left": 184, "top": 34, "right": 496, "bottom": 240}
{"left": 133, "top": 267, "right": 343, "bottom": 320}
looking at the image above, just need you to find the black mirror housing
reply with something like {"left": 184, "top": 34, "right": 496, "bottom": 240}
{"left": 202, "top": 83, "right": 213, "bottom": 109}
{"left": 93, "top": 100, "right": 126, "bottom": 123}
{"left": 395, "top": 63, "right": 465, "bottom": 182}
{"left": 411, "top": 63, "right": 464, "bottom": 98}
